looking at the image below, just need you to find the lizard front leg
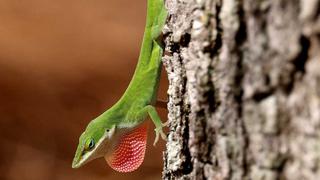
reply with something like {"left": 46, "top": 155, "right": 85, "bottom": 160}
{"left": 137, "top": 105, "right": 167, "bottom": 146}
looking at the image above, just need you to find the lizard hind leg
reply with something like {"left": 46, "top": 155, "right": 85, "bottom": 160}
{"left": 104, "top": 123, "right": 148, "bottom": 172}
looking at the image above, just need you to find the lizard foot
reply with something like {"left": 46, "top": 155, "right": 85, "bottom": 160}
{"left": 153, "top": 127, "right": 167, "bottom": 146}
{"left": 162, "top": 120, "right": 169, "bottom": 127}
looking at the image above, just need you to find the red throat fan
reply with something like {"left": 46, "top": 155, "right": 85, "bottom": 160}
{"left": 105, "top": 123, "right": 148, "bottom": 172}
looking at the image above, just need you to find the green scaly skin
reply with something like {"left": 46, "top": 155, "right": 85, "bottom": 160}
{"left": 72, "top": 0, "right": 167, "bottom": 169}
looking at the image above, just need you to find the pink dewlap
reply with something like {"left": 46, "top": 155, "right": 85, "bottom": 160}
{"left": 105, "top": 123, "right": 148, "bottom": 172}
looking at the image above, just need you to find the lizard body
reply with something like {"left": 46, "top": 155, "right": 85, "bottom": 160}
{"left": 72, "top": 0, "right": 167, "bottom": 173}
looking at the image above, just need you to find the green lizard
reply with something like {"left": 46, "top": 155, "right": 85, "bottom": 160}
{"left": 72, "top": 0, "right": 167, "bottom": 173}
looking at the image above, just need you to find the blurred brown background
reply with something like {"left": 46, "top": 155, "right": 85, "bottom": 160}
{"left": 0, "top": 0, "right": 168, "bottom": 179}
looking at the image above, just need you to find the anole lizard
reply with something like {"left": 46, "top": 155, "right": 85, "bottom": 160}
{"left": 72, "top": 0, "right": 167, "bottom": 173}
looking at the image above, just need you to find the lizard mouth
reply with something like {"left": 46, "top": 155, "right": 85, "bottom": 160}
{"left": 72, "top": 146, "right": 85, "bottom": 169}
{"left": 72, "top": 147, "right": 91, "bottom": 169}
{"left": 72, "top": 160, "right": 81, "bottom": 169}
{"left": 72, "top": 155, "right": 85, "bottom": 169}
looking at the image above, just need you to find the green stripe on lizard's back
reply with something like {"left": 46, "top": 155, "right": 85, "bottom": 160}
{"left": 72, "top": 0, "right": 167, "bottom": 172}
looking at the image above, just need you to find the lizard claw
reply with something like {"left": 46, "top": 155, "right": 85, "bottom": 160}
{"left": 162, "top": 120, "right": 169, "bottom": 127}
{"left": 153, "top": 127, "right": 167, "bottom": 146}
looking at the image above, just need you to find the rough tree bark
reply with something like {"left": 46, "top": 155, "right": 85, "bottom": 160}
{"left": 162, "top": 0, "right": 320, "bottom": 179}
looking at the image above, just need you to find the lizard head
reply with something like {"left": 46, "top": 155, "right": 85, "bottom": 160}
{"left": 72, "top": 117, "right": 148, "bottom": 172}
{"left": 72, "top": 120, "right": 117, "bottom": 169}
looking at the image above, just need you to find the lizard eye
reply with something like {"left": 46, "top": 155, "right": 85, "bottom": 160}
{"left": 86, "top": 139, "right": 95, "bottom": 150}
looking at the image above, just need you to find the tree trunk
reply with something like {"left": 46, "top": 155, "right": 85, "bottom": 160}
{"left": 162, "top": 0, "right": 320, "bottom": 179}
